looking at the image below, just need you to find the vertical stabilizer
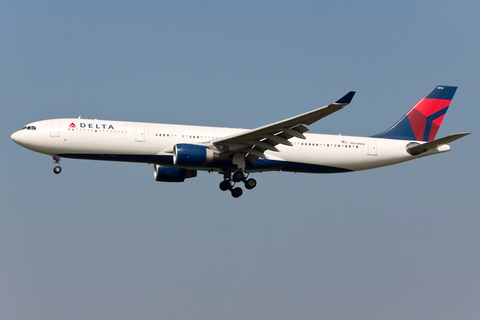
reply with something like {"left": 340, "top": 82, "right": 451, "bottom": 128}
{"left": 372, "top": 86, "right": 457, "bottom": 141}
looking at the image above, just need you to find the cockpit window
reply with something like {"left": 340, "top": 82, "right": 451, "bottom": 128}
{"left": 22, "top": 126, "right": 36, "bottom": 130}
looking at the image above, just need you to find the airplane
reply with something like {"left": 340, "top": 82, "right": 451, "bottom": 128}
{"left": 11, "top": 85, "right": 470, "bottom": 198}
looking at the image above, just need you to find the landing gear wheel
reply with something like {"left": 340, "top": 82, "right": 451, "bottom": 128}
{"left": 231, "top": 187, "right": 243, "bottom": 198}
{"left": 232, "top": 171, "right": 245, "bottom": 182}
{"left": 219, "top": 180, "right": 231, "bottom": 191}
{"left": 244, "top": 178, "right": 257, "bottom": 190}
{"left": 52, "top": 156, "right": 61, "bottom": 174}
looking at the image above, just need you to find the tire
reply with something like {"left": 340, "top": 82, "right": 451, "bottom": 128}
{"left": 231, "top": 187, "right": 243, "bottom": 198}
{"left": 244, "top": 178, "right": 257, "bottom": 190}
{"left": 53, "top": 166, "right": 62, "bottom": 174}
{"left": 232, "top": 171, "right": 244, "bottom": 182}
{"left": 219, "top": 180, "right": 231, "bottom": 191}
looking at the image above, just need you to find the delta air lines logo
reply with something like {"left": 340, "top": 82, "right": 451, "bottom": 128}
{"left": 407, "top": 98, "right": 450, "bottom": 142}
{"left": 68, "top": 122, "right": 115, "bottom": 130}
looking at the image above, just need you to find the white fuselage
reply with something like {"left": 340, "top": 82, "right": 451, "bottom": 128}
{"left": 11, "top": 118, "right": 450, "bottom": 173}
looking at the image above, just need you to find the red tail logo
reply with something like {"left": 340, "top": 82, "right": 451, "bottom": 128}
{"left": 372, "top": 86, "right": 457, "bottom": 141}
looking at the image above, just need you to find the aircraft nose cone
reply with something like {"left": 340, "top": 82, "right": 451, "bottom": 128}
{"left": 11, "top": 131, "right": 20, "bottom": 143}
{"left": 11, "top": 130, "right": 27, "bottom": 147}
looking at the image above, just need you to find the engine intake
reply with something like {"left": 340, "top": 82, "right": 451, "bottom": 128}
{"left": 173, "top": 144, "right": 218, "bottom": 166}
{"left": 154, "top": 164, "right": 197, "bottom": 182}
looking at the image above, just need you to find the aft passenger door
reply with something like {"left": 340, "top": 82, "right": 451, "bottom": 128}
{"left": 367, "top": 139, "right": 377, "bottom": 156}
{"left": 135, "top": 127, "right": 145, "bottom": 142}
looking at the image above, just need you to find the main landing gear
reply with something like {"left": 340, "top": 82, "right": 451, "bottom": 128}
{"left": 219, "top": 170, "right": 257, "bottom": 198}
{"left": 53, "top": 156, "right": 62, "bottom": 174}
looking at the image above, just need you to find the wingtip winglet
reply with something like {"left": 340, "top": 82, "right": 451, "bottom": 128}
{"left": 335, "top": 91, "right": 356, "bottom": 105}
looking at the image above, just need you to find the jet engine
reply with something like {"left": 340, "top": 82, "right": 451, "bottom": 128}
{"left": 154, "top": 164, "right": 197, "bottom": 182}
{"left": 173, "top": 144, "right": 218, "bottom": 166}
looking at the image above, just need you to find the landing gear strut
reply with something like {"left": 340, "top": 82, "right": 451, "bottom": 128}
{"left": 53, "top": 156, "right": 62, "bottom": 174}
{"left": 219, "top": 170, "right": 257, "bottom": 198}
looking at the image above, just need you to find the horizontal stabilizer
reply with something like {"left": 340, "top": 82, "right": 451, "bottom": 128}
{"left": 407, "top": 132, "right": 470, "bottom": 153}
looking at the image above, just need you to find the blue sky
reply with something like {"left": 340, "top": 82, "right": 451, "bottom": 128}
{"left": 1, "top": 1, "right": 479, "bottom": 319}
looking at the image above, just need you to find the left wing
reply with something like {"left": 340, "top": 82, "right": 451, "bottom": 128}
{"left": 211, "top": 91, "right": 355, "bottom": 161}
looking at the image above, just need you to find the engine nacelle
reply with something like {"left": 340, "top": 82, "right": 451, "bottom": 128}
{"left": 173, "top": 144, "right": 218, "bottom": 167}
{"left": 153, "top": 164, "right": 197, "bottom": 182}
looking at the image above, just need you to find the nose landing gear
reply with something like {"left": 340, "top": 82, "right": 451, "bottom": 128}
{"left": 219, "top": 170, "right": 257, "bottom": 198}
{"left": 53, "top": 156, "right": 62, "bottom": 174}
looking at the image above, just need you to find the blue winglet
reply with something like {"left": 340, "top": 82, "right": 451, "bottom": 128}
{"left": 335, "top": 91, "right": 356, "bottom": 104}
